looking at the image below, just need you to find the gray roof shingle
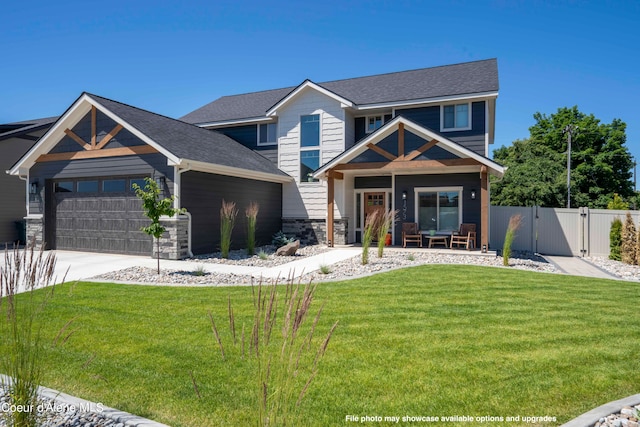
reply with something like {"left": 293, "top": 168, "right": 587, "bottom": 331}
{"left": 87, "top": 94, "right": 288, "bottom": 178}
{"left": 181, "top": 59, "right": 498, "bottom": 124}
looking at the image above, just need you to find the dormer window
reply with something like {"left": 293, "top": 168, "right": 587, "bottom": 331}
{"left": 366, "top": 115, "right": 384, "bottom": 133}
{"left": 441, "top": 103, "right": 471, "bottom": 131}
{"left": 258, "top": 123, "right": 277, "bottom": 146}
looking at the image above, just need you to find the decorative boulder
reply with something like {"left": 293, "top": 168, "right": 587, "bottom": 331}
{"left": 276, "top": 240, "right": 300, "bottom": 256}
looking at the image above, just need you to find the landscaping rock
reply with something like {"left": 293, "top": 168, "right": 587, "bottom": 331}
{"left": 276, "top": 240, "right": 299, "bottom": 256}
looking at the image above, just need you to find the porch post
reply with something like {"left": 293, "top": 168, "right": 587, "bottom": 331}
{"left": 327, "top": 173, "right": 334, "bottom": 247}
{"left": 480, "top": 166, "right": 489, "bottom": 250}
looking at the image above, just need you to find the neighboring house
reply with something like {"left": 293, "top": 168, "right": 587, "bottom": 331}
{"left": 182, "top": 58, "right": 505, "bottom": 249}
{"left": 1, "top": 117, "right": 57, "bottom": 245}
{"left": 9, "top": 58, "right": 505, "bottom": 258}
{"left": 9, "top": 94, "right": 289, "bottom": 257}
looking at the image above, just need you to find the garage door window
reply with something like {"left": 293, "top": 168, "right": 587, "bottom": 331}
{"left": 77, "top": 181, "right": 98, "bottom": 192}
{"left": 55, "top": 182, "right": 74, "bottom": 192}
{"left": 130, "top": 178, "right": 147, "bottom": 191}
{"left": 103, "top": 179, "right": 126, "bottom": 192}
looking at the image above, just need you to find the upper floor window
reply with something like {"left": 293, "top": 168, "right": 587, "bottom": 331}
{"left": 441, "top": 103, "right": 471, "bottom": 131}
{"left": 366, "top": 115, "right": 384, "bottom": 133}
{"left": 300, "top": 114, "right": 320, "bottom": 182}
{"left": 258, "top": 123, "right": 277, "bottom": 146}
{"left": 300, "top": 114, "right": 320, "bottom": 147}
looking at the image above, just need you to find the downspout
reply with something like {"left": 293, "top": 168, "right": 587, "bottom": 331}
{"left": 176, "top": 164, "right": 193, "bottom": 257}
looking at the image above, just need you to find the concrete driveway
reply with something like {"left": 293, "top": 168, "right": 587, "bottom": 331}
{"left": 0, "top": 249, "right": 149, "bottom": 293}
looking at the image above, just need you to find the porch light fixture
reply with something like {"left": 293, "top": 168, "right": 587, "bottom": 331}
{"left": 155, "top": 175, "right": 166, "bottom": 188}
{"left": 29, "top": 182, "right": 38, "bottom": 195}
{"left": 402, "top": 191, "right": 407, "bottom": 200}
{"left": 470, "top": 189, "right": 476, "bottom": 200}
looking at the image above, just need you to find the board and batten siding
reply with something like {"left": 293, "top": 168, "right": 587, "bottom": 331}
{"left": 215, "top": 124, "right": 278, "bottom": 166}
{"left": 0, "top": 135, "right": 40, "bottom": 243}
{"left": 277, "top": 88, "right": 346, "bottom": 219}
{"left": 180, "top": 171, "right": 282, "bottom": 255}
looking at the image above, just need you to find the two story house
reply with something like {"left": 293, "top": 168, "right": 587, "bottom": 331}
{"left": 9, "top": 58, "right": 504, "bottom": 258}
{"left": 182, "top": 58, "right": 505, "bottom": 249}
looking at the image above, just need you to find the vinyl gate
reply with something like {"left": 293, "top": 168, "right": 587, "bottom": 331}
{"left": 490, "top": 206, "right": 640, "bottom": 257}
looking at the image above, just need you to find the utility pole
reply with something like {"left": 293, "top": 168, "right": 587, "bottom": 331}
{"left": 563, "top": 125, "right": 576, "bottom": 208}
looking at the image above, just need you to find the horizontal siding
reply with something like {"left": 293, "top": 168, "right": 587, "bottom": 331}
{"left": 181, "top": 171, "right": 282, "bottom": 254}
{"left": 277, "top": 87, "right": 346, "bottom": 219}
{"left": 395, "top": 101, "right": 486, "bottom": 156}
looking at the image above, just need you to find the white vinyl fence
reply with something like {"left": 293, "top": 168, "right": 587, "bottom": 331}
{"left": 490, "top": 206, "right": 640, "bottom": 257}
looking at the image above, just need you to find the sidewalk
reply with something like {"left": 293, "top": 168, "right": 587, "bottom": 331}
{"left": 543, "top": 255, "right": 618, "bottom": 280}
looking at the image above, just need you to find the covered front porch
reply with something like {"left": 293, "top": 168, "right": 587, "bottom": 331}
{"left": 314, "top": 116, "right": 505, "bottom": 249}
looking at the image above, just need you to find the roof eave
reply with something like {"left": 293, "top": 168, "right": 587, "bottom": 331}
{"left": 176, "top": 159, "right": 293, "bottom": 184}
{"left": 266, "top": 80, "right": 354, "bottom": 117}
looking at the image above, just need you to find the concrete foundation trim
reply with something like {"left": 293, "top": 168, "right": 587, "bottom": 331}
{"left": 0, "top": 374, "right": 170, "bottom": 426}
{"left": 560, "top": 394, "right": 640, "bottom": 427}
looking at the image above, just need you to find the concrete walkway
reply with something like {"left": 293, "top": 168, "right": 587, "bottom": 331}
{"left": 543, "top": 255, "right": 618, "bottom": 280}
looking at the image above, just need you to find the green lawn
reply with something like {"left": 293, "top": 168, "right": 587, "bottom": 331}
{"left": 7, "top": 265, "right": 640, "bottom": 426}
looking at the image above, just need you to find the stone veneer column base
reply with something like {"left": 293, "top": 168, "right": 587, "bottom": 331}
{"left": 282, "top": 218, "right": 348, "bottom": 246}
{"left": 25, "top": 215, "right": 45, "bottom": 250}
{"left": 152, "top": 215, "right": 190, "bottom": 260}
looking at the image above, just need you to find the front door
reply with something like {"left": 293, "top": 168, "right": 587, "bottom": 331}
{"left": 364, "top": 192, "right": 386, "bottom": 224}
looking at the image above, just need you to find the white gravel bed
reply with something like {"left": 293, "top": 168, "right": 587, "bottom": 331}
{"left": 91, "top": 248, "right": 556, "bottom": 286}
{"left": 585, "top": 257, "right": 640, "bottom": 281}
{"left": 186, "top": 244, "right": 329, "bottom": 267}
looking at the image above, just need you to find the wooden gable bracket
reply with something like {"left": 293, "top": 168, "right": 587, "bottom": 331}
{"left": 37, "top": 105, "right": 156, "bottom": 163}
{"left": 63, "top": 105, "right": 124, "bottom": 152}
{"left": 403, "top": 139, "right": 438, "bottom": 161}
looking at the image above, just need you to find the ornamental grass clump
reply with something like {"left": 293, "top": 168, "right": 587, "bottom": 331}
{"left": 220, "top": 200, "right": 238, "bottom": 259}
{"left": 376, "top": 210, "right": 398, "bottom": 258}
{"left": 609, "top": 217, "right": 622, "bottom": 261}
{"left": 246, "top": 202, "right": 259, "bottom": 256}
{"left": 0, "top": 244, "right": 64, "bottom": 427}
{"left": 503, "top": 214, "right": 522, "bottom": 266}
{"left": 621, "top": 212, "right": 637, "bottom": 265}
{"left": 208, "top": 277, "right": 338, "bottom": 426}
{"left": 361, "top": 210, "right": 379, "bottom": 265}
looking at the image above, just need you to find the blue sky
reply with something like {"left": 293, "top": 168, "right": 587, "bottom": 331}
{"left": 2, "top": 0, "right": 639, "bottom": 185}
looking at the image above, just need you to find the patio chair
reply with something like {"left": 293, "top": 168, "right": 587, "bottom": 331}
{"left": 450, "top": 223, "right": 476, "bottom": 250}
{"left": 402, "top": 222, "right": 422, "bottom": 248}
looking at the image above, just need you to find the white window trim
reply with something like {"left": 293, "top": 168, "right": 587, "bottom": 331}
{"left": 257, "top": 122, "right": 278, "bottom": 146}
{"left": 440, "top": 103, "right": 472, "bottom": 132}
{"left": 300, "top": 113, "right": 322, "bottom": 184}
{"left": 365, "top": 115, "right": 385, "bottom": 134}
{"left": 414, "top": 186, "right": 463, "bottom": 232}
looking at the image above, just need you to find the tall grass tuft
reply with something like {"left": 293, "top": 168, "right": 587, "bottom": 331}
{"left": 0, "top": 243, "right": 64, "bottom": 427}
{"left": 621, "top": 212, "right": 637, "bottom": 265}
{"left": 609, "top": 217, "right": 622, "bottom": 261}
{"left": 246, "top": 202, "right": 259, "bottom": 256}
{"left": 503, "top": 214, "right": 522, "bottom": 266}
{"left": 362, "top": 210, "right": 379, "bottom": 265}
{"left": 220, "top": 200, "right": 238, "bottom": 259}
{"left": 209, "top": 278, "right": 337, "bottom": 426}
{"left": 376, "top": 210, "right": 398, "bottom": 258}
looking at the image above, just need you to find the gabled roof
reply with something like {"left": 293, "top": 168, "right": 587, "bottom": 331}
{"left": 313, "top": 115, "right": 505, "bottom": 177}
{"left": 0, "top": 116, "right": 57, "bottom": 142}
{"left": 10, "top": 93, "right": 291, "bottom": 183}
{"left": 181, "top": 59, "right": 499, "bottom": 125}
